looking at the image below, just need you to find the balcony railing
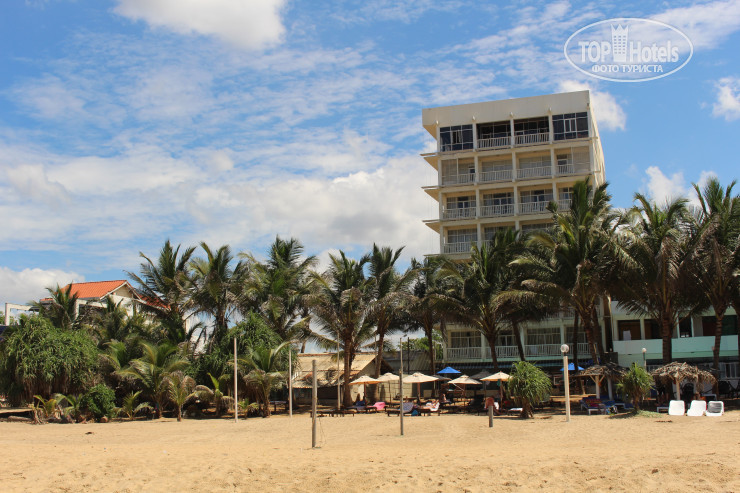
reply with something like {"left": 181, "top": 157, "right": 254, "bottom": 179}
{"left": 477, "top": 136, "right": 511, "bottom": 149}
{"left": 515, "top": 132, "right": 550, "bottom": 146}
{"left": 557, "top": 199, "right": 570, "bottom": 211}
{"left": 480, "top": 169, "right": 512, "bottom": 182}
{"left": 443, "top": 242, "right": 473, "bottom": 254}
{"left": 442, "top": 207, "right": 476, "bottom": 220}
{"left": 441, "top": 173, "right": 476, "bottom": 186}
{"left": 451, "top": 342, "right": 592, "bottom": 361}
{"left": 480, "top": 204, "right": 514, "bottom": 217}
{"left": 517, "top": 166, "right": 551, "bottom": 180}
{"left": 556, "top": 164, "right": 575, "bottom": 175}
{"left": 446, "top": 347, "right": 482, "bottom": 360}
{"left": 519, "top": 199, "right": 553, "bottom": 214}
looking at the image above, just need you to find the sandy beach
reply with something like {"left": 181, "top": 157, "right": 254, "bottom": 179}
{"left": 1, "top": 410, "right": 739, "bottom": 492}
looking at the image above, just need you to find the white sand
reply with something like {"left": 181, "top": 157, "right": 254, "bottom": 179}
{"left": 1, "top": 410, "right": 739, "bottom": 492}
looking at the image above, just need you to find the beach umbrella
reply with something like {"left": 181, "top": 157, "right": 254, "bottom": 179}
{"left": 561, "top": 363, "right": 584, "bottom": 372}
{"left": 437, "top": 366, "right": 461, "bottom": 376}
{"left": 481, "top": 371, "right": 510, "bottom": 401}
{"left": 448, "top": 375, "right": 482, "bottom": 403}
{"left": 471, "top": 369, "right": 493, "bottom": 380}
{"left": 579, "top": 364, "right": 627, "bottom": 399}
{"left": 404, "top": 372, "right": 439, "bottom": 400}
{"left": 349, "top": 375, "right": 380, "bottom": 402}
{"left": 376, "top": 372, "right": 411, "bottom": 401}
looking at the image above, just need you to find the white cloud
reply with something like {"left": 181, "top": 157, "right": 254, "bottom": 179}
{"left": 114, "top": 0, "right": 286, "bottom": 50}
{"left": 0, "top": 266, "right": 83, "bottom": 308}
{"left": 558, "top": 80, "right": 626, "bottom": 131}
{"left": 712, "top": 76, "right": 740, "bottom": 121}
{"left": 5, "top": 164, "right": 70, "bottom": 206}
{"left": 654, "top": 0, "right": 740, "bottom": 50}
{"left": 642, "top": 166, "right": 687, "bottom": 204}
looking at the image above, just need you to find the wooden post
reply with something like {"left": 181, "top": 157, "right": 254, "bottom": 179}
{"left": 563, "top": 353, "right": 571, "bottom": 423}
{"left": 312, "top": 359, "right": 317, "bottom": 448}
{"left": 336, "top": 340, "right": 341, "bottom": 410}
{"left": 488, "top": 403, "right": 494, "bottom": 428}
{"left": 288, "top": 346, "right": 293, "bottom": 418}
{"left": 400, "top": 340, "right": 404, "bottom": 436}
{"left": 234, "top": 337, "right": 238, "bottom": 423}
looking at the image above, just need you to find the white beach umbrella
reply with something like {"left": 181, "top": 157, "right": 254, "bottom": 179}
{"left": 471, "top": 370, "right": 493, "bottom": 380}
{"left": 481, "top": 371, "right": 510, "bottom": 401}
{"left": 447, "top": 375, "right": 482, "bottom": 403}
{"left": 404, "top": 372, "right": 439, "bottom": 400}
{"left": 350, "top": 375, "right": 380, "bottom": 402}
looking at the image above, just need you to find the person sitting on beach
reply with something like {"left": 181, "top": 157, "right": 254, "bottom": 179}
{"left": 484, "top": 396, "right": 500, "bottom": 415}
{"left": 440, "top": 392, "right": 451, "bottom": 405}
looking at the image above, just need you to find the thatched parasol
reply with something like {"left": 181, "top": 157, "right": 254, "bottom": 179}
{"left": 578, "top": 363, "right": 627, "bottom": 399}
{"left": 650, "top": 362, "right": 717, "bottom": 398}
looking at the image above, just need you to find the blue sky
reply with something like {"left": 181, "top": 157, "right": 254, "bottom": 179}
{"left": 2, "top": 0, "right": 740, "bottom": 307}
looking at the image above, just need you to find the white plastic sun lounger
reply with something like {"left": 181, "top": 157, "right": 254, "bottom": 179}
{"left": 686, "top": 400, "right": 707, "bottom": 417}
{"left": 667, "top": 400, "right": 685, "bottom": 416}
{"left": 705, "top": 401, "right": 724, "bottom": 417}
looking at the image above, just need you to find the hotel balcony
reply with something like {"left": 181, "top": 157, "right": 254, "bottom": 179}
{"left": 446, "top": 342, "right": 590, "bottom": 361}
{"left": 517, "top": 165, "right": 551, "bottom": 180}
{"left": 442, "top": 207, "right": 476, "bottom": 220}
{"left": 477, "top": 136, "right": 511, "bottom": 149}
{"left": 480, "top": 204, "right": 515, "bottom": 217}
{"left": 442, "top": 242, "right": 474, "bottom": 254}
{"left": 480, "top": 168, "right": 512, "bottom": 183}
{"left": 556, "top": 163, "right": 575, "bottom": 175}
{"left": 441, "top": 173, "right": 476, "bottom": 186}
{"left": 519, "top": 198, "right": 553, "bottom": 214}
{"left": 515, "top": 132, "right": 550, "bottom": 146}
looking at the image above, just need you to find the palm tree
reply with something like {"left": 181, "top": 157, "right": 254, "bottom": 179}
{"left": 193, "top": 373, "right": 234, "bottom": 418}
{"left": 617, "top": 194, "right": 695, "bottom": 363}
{"left": 441, "top": 229, "right": 524, "bottom": 372}
{"left": 511, "top": 179, "right": 625, "bottom": 363}
{"left": 32, "top": 284, "right": 80, "bottom": 330}
{"left": 128, "top": 240, "right": 196, "bottom": 343}
{"left": 241, "top": 236, "right": 316, "bottom": 344}
{"left": 367, "top": 244, "right": 413, "bottom": 399}
{"left": 191, "top": 243, "right": 245, "bottom": 348}
{"left": 167, "top": 371, "right": 196, "bottom": 422}
{"left": 690, "top": 178, "right": 740, "bottom": 371}
{"left": 115, "top": 390, "right": 153, "bottom": 421}
{"left": 506, "top": 361, "right": 552, "bottom": 418}
{"left": 616, "top": 363, "right": 653, "bottom": 411}
{"left": 308, "top": 251, "right": 373, "bottom": 406}
{"left": 407, "top": 256, "right": 448, "bottom": 376}
{"left": 239, "top": 342, "right": 288, "bottom": 417}
{"left": 119, "top": 341, "right": 190, "bottom": 418}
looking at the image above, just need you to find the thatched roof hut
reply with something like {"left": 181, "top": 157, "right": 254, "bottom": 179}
{"left": 578, "top": 363, "right": 627, "bottom": 399}
{"left": 650, "top": 362, "right": 716, "bottom": 396}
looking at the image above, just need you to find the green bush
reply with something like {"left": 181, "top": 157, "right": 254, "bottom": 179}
{"left": 507, "top": 361, "right": 552, "bottom": 418}
{"left": 81, "top": 384, "right": 116, "bottom": 420}
{"left": 0, "top": 315, "right": 98, "bottom": 405}
{"left": 617, "top": 363, "right": 653, "bottom": 411}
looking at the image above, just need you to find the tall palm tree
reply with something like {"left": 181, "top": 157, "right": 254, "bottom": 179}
{"left": 119, "top": 341, "right": 190, "bottom": 418}
{"left": 308, "top": 251, "right": 373, "bottom": 406}
{"left": 617, "top": 194, "right": 695, "bottom": 363}
{"left": 241, "top": 236, "right": 316, "bottom": 344}
{"left": 127, "top": 240, "right": 196, "bottom": 343}
{"left": 191, "top": 243, "right": 245, "bottom": 348}
{"left": 239, "top": 342, "right": 288, "bottom": 417}
{"left": 511, "top": 179, "right": 625, "bottom": 364}
{"left": 407, "top": 256, "right": 448, "bottom": 376}
{"left": 441, "top": 229, "right": 524, "bottom": 371}
{"left": 367, "top": 244, "right": 413, "bottom": 399}
{"left": 32, "top": 284, "right": 80, "bottom": 330}
{"left": 690, "top": 178, "right": 740, "bottom": 370}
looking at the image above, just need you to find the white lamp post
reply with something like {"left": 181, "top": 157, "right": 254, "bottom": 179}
{"left": 561, "top": 344, "right": 571, "bottom": 423}
{"left": 641, "top": 347, "right": 647, "bottom": 369}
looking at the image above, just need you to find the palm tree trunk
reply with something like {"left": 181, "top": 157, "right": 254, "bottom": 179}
{"left": 713, "top": 311, "right": 726, "bottom": 373}
{"left": 372, "top": 331, "right": 386, "bottom": 401}
{"left": 571, "top": 313, "right": 580, "bottom": 371}
{"left": 513, "top": 321, "right": 526, "bottom": 361}
{"left": 582, "top": 314, "right": 599, "bottom": 364}
{"left": 661, "top": 315, "right": 673, "bottom": 364}
{"left": 424, "top": 322, "right": 436, "bottom": 377}
{"left": 591, "top": 306, "right": 606, "bottom": 361}
{"left": 343, "top": 337, "right": 353, "bottom": 406}
{"left": 486, "top": 338, "right": 501, "bottom": 373}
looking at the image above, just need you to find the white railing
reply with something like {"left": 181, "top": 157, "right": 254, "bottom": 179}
{"left": 480, "top": 169, "right": 512, "bottom": 182}
{"left": 478, "top": 136, "right": 511, "bottom": 149}
{"left": 576, "top": 342, "right": 589, "bottom": 355}
{"left": 515, "top": 132, "right": 550, "bottom": 146}
{"left": 447, "top": 347, "right": 482, "bottom": 360}
{"left": 557, "top": 164, "right": 575, "bottom": 175}
{"left": 443, "top": 242, "right": 473, "bottom": 254}
{"left": 442, "top": 208, "right": 476, "bottom": 220}
{"left": 442, "top": 173, "right": 476, "bottom": 186}
{"left": 517, "top": 166, "right": 551, "bottom": 179}
{"left": 557, "top": 199, "right": 570, "bottom": 211}
{"left": 525, "top": 344, "right": 562, "bottom": 356}
{"left": 480, "top": 204, "right": 514, "bottom": 217}
{"left": 519, "top": 199, "right": 552, "bottom": 214}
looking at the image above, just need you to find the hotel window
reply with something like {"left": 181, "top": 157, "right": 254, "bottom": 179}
{"left": 451, "top": 330, "right": 478, "bottom": 348}
{"left": 496, "top": 330, "right": 515, "bottom": 347}
{"left": 440, "top": 125, "right": 474, "bottom": 151}
{"left": 526, "top": 327, "right": 560, "bottom": 346}
{"left": 618, "top": 320, "right": 642, "bottom": 341}
{"left": 514, "top": 117, "right": 549, "bottom": 136}
{"left": 447, "top": 228, "right": 477, "bottom": 245}
{"left": 520, "top": 189, "right": 552, "bottom": 203}
{"left": 446, "top": 195, "right": 476, "bottom": 210}
{"left": 553, "top": 112, "right": 588, "bottom": 140}
{"left": 559, "top": 187, "right": 574, "bottom": 201}
{"left": 484, "top": 225, "right": 513, "bottom": 241}
{"left": 701, "top": 315, "right": 739, "bottom": 336}
{"left": 519, "top": 155, "right": 551, "bottom": 170}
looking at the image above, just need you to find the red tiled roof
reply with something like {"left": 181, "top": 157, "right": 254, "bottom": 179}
{"left": 41, "top": 280, "right": 131, "bottom": 301}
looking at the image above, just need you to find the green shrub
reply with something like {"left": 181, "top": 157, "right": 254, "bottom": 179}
{"left": 81, "top": 384, "right": 116, "bottom": 420}
{"left": 617, "top": 363, "right": 653, "bottom": 411}
{"left": 507, "top": 361, "right": 552, "bottom": 418}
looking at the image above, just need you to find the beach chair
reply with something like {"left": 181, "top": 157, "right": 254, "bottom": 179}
{"left": 667, "top": 400, "right": 685, "bottom": 416}
{"left": 686, "top": 400, "right": 707, "bottom": 417}
{"left": 580, "top": 398, "right": 601, "bottom": 415}
{"left": 418, "top": 401, "right": 441, "bottom": 416}
{"left": 705, "top": 401, "right": 724, "bottom": 417}
{"left": 386, "top": 401, "right": 415, "bottom": 416}
{"left": 366, "top": 402, "right": 385, "bottom": 413}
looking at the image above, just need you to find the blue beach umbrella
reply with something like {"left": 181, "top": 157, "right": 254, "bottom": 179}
{"left": 437, "top": 366, "right": 461, "bottom": 375}
{"left": 561, "top": 363, "right": 584, "bottom": 371}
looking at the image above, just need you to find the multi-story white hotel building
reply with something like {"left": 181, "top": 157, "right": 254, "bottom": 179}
{"left": 421, "top": 91, "right": 738, "bottom": 381}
